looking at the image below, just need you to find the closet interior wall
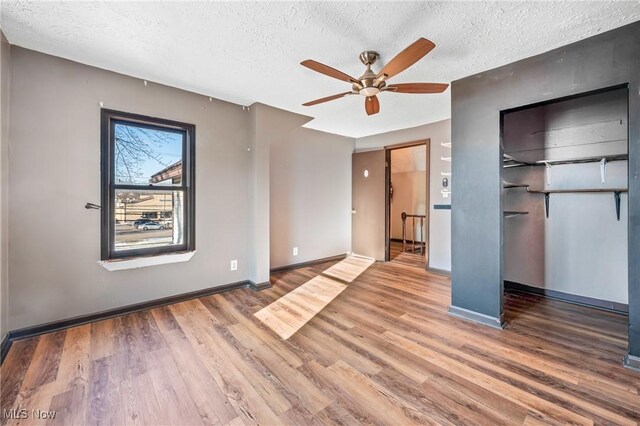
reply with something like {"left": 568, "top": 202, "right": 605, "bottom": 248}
{"left": 502, "top": 87, "right": 629, "bottom": 307}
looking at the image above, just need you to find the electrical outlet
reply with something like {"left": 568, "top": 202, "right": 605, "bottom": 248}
{"left": 230, "top": 260, "right": 238, "bottom": 271}
{"left": 293, "top": 247, "right": 298, "bottom": 256}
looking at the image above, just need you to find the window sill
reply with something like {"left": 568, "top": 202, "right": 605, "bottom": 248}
{"left": 98, "top": 251, "right": 196, "bottom": 271}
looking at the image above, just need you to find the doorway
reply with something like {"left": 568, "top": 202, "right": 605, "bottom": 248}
{"left": 385, "top": 140, "right": 430, "bottom": 267}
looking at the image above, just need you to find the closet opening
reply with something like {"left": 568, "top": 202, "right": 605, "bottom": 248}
{"left": 500, "top": 85, "right": 629, "bottom": 332}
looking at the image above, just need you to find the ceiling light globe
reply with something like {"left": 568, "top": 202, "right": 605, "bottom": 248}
{"left": 359, "top": 87, "right": 380, "bottom": 97}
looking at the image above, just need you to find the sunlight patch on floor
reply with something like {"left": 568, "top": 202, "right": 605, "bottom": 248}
{"left": 255, "top": 255, "right": 374, "bottom": 339}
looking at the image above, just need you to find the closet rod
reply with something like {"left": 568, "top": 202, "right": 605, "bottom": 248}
{"left": 535, "top": 153, "right": 627, "bottom": 166}
{"left": 527, "top": 188, "right": 628, "bottom": 194}
{"left": 503, "top": 153, "right": 628, "bottom": 169}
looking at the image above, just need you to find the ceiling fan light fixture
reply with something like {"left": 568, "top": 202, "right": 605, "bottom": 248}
{"left": 359, "top": 86, "right": 380, "bottom": 97}
{"left": 301, "top": 38, "right": 447, "bottom": 115}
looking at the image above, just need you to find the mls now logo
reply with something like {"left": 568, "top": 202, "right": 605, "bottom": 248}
{"left": 2, "top": 408, "right": 56, "bottom": 420}
{"left": 3, "top": 408, "right": 28, "bottom": 419}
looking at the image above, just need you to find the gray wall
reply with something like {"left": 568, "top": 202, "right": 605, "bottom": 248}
{"left": 270, "top": 128, "right": 353, "bottom": 268}
{"left": 0, "top": 32, "right": 10, "bottom": 340}
{"left": 356, "top": 119, "right": 451, "bottom": 271}
{"left": 503, "top": 89, "right": 628, "bottom": 163}
{"left": 5, "top": 46, "right": 352, "bottom": 331}
{"left": 503, "top": 88, "right": 628, "bottom": 304}
{"left": 8, "top": 47, "right": 252, "bottom": 330}
{"left": 451, "top": 22, "right": 640, "bottom": 358}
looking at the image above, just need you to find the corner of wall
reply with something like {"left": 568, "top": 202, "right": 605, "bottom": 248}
{"left": 246, "top": 103, "right": 313, "bottom": 283}
{"left": 0, "top": 31, "right": 11, "bottom": 341}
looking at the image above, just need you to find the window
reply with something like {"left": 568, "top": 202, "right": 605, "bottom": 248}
{"left": 101, "top": 110, "right": 195, "bottom": 260}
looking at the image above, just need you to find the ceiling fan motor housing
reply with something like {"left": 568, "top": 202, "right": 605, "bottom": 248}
{"left": 356, "top": 51, "right": 384, "bottom": 96}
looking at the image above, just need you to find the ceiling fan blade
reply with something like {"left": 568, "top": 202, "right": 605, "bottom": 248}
{"left": 302, "top": 91, "right": 354, "bottom": 106}
{"left": 377, "top": 38, "right": 436, "bottom": 79}
{"left": 386, "top": 83, "right": 449, "bottom": 94}
{"left": 365, "top": 96, "right": 380, "bottom": 116}
{"left": 301, "top": 60, "right": 359, "bottom": 84}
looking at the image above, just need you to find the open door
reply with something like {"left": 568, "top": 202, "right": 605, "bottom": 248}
{"left": 352, "top": 150, "right": 386, "bottom": 260}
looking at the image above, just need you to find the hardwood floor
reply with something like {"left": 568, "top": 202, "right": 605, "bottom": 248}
{"left": 2, "top": 255, "right": 639, "bottom": 425}
{"left": 255, "top": 275, "right": 347, "bottom": 340}
{"left": 255, "top": 255, "right": 374, "bottom": 340}
{"left": 390, "top": 240, "right": 426, "bottom": 269}
{"left": 322, "top": 255, "right": 375, "bottom": 283}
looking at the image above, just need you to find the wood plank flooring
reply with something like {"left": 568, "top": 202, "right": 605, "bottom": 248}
{"left": 254, "top": 255, "right": 375, "bottom": 340}
{"left": 390, "top": 240, "right": 426, "bottom": 269}
{"left": 322, "top": 255, "right": 375, "bottom": 283}
{"left": 254, "top": 275, "right": 347, "bottom": 340}
{"left": 2, "top": 255, "right": 639, "bottom": 425}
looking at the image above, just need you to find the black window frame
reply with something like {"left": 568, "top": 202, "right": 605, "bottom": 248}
{"left": 100, "top": 109, "right": 196, "bottom": 260}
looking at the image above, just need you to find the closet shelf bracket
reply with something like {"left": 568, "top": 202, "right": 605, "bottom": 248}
{"left": 545, "top": 193, "right": 550, "bottom": 218}
{"left": 527, "top": 188, "right": 627, "bottom": 220}
{"left": 544, "top": 162, "right": 552, "bottom": 185}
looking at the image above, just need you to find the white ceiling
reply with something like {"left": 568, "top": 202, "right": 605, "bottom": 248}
{"left": 2, "top": 2, "right": 639, "bottom": 138}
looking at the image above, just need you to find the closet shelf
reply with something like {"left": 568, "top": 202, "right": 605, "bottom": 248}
{"left": 506, "top": 153, "right": 627, "bottom": 184}
{"left": 503, "top": 211, "right": 529, "bottom": 219}
{"left": 527, "top": 188, "right": 627, "bottom": 220}
{"left": 503, "top": 154, "right": 536, "bottom": 168}
{"left": 535, "top": 153, "right": 627, "bottom": 166}
{"left": 527, "top": 188, "right": 627, "bottom": 194}
{"left": 503, "top": 153, "right": 627, "bottom": 169}
{"left": 502, "top": 180, "right": 627, "bottom": 220}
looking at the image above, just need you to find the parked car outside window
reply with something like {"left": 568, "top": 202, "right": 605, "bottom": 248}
{"left": 136, "top": 220, "right": 165, "bottom": 231}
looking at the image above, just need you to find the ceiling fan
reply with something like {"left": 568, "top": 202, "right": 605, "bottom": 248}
{"left": 301, "top": 38, "right": 448, "bottom": 116}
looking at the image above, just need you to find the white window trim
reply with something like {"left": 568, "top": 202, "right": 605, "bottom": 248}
{"left": 99, "top": 250, "right": 196, "bottom": 271}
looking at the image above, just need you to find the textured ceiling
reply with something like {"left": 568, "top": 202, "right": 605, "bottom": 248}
{"left": 1, "top": 1, "right": 639, "bottom": 138}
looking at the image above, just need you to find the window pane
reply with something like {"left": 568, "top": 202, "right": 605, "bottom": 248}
{"left": 114, "top": 189, "right": 185, "bottom": 252}
{"left": 114, "top": 121, "right": 183, "bottom": 186}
